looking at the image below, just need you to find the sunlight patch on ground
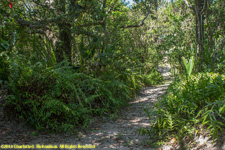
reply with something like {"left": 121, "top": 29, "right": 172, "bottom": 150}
{"left": 129, "top": 98, "right": 150, "bottom": 104}
{"left": 128, "top": 117, "right": 151, "bottom": 127}
{"left": 129, "top": 122, "right": 151, "bottom": 127}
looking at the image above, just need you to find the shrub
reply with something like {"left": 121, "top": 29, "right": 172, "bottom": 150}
{"left": 140, "top": 72, "right": 225, "bottom": 143}
{"left": 143, "top": 69, "right": 163, "bottom": 86}
{"left": 4, "top": 54, "right": 162, "bottom": 133}
{"left": 4, "top": 59, "right": 130, "bottom": 132}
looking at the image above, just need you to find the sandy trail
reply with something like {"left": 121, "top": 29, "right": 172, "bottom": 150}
{"left": 61, "top": 64, "right": 172, "bottom": 149}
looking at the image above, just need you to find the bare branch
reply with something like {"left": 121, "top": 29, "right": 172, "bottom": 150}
{"left": 184, "top": 0, "right": 192, "bottom": 8}
{"left": 120, "top": 8, "right": 152, "bottom": 28}
{"left": 77, "top": 21, "right": 104, "bottom": 27}
{"left": 184, "top": 0, "right": 195, "bottom": 12}
{"left": 201, "top": 0, "right": 207, "bottom": 14}
{"left": 16, "top": 18, "right": 58, "bottom": 29}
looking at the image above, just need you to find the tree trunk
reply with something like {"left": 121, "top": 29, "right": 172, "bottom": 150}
{"left": 55, "top": 0, "right": 72, "bottom": 63}
{"left": 195, "top": 0, "right": 206, "bottom": 71}
{"left": 55, "top": 23, "right": 72, "bottom": 63}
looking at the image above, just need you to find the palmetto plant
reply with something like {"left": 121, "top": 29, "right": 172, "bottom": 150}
{"left": 140, "top": 72, "right": 225, "bottom": 145}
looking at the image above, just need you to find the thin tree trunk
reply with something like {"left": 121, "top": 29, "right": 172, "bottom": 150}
{"left": 55, "top": 0, "right": 72, "bottom": 63}
{"left": 195, "top": 0, "right": 205, "bottom": 71}
{"left": 55, "top": 23, "right": 72, "bottom": 63}
{"left": 98, "top": 0, "right": 107, "bottom": 71}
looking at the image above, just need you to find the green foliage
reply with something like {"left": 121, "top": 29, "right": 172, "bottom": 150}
{"left": 143, "top": 70, "right": 163, "bottom": 86}
{"left": 141, "top": 73, "right": 225, "bottom": 143}
{"left": 0, "top": 39, "right": 10, "bottom": 81}
{"left": 4, "top": 54, "right": 162, "bottom": 132}
{"left": 1, "top": 0, "right": 164, "bottom": 133}
{"left": 3, "top": 59, "right": 108, "bottom": 131}
{"left": 182, "top": 56, "right": 195, "bottom": 79}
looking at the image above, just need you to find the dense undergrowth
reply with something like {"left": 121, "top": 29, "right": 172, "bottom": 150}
{"left": 139, "top": 72, "right": 225, "bottom": 147}
{"left": 3, "top": 55, "right": 162, "bottom": 132}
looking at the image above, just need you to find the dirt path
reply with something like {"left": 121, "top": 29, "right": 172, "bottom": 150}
{"left": 62, "top": 64, "right": 172, "bottom": 149}
{"left": 64, "top": 72, "right": 172, "bottom": 149}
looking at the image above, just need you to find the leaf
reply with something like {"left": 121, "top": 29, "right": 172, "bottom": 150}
{"left": 182, "top": 57, "right": 188, "bottom": 67}
{"left": 170, "top": 137, "right": 176, "bottom": 144}
{"left": 0, "top": 39, "right": 9, "bottom": 50}
{"left": 187, "top": 56, "right": 194, "bottom": 77}
{"left": 182, "top": 56, "right": 194, "bottom": 79}
{"left": 84, "top": 95, "right": 100, "bottom": 104}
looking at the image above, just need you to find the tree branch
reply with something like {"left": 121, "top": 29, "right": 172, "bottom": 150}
{"left": 16, "top": 18, "right": 59, "bottom": 29}
{"left": 74, "top": 28, "right": 98, "bottom": 38}
{"left": 184, "top": 0, "right": 195, "bottom": 12}
{"left": 77, "top": 21, "right": 104, "bottom": 27}
{"left": 120, "top": 7, "right": 152, "bottom": 28}
{"left": 32, "top": 0, "right": 52, "bottom": 10}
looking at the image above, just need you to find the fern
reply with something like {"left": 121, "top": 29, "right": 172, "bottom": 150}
{"left": 141, "top": 72, "right": 225, "bottom": 143}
